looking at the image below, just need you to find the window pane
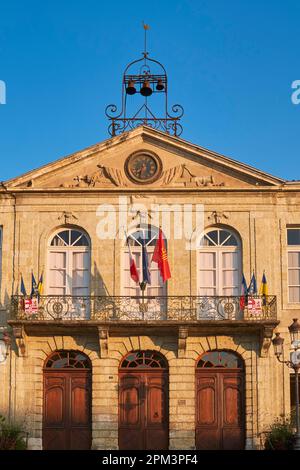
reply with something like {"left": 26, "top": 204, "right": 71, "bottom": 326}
{"left": 199, "top": 252, "right": 216, "bottom": 269}
{"left": 51, "top": 234, "right": 67, "bottom": 246}
{"left": 55, "top": 230, "right": 69, "bottom": 245}
{"left": 288, "top": 269, "right": 300, "bottom": 286}
{"left": 49, "top": 252, "right": 66, "bottom": 269}
{"left": 73, "top": 252, "right": 89, "bottom": 269}
{"left": 72, "top": 270, "right": 89, "bottom": 288}
{"left": 288, "top": 252, "right": 300, "bottom": 268}
{"left": 289, "top": 287, "right": 300, "bottom": 303}
{"left": 222, "top": 270, "right": 238, "bottom": 287}
{"left": 222, "top": 235, "right": 238, "bottom": 246}
{"left": 205, "top": 230, "right": 218, "bottom": 245}
{"left": 222, "top": 252, "right": 237, "bottom": 269}
{"left": 199, "top": 270, "right": 216, "bottom": 287}
{"left": 199, "top": 288, "right": 216, "bottom": 296}
{"left": 288, "top": 229, "right": 300, "bottom": 245}
{"left": 71, "top": 231, "right": 89, "bottom": 246}
{"left": 219, "top": 230, "right": 231, "bottom": 244}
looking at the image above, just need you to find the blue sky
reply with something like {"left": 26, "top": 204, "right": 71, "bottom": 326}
{"left": 0, "top": 0, "right": 299, "bottom": 181}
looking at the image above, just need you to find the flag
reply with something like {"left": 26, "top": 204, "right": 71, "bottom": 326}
{"left": 152, "top": 229, "right": 171, "bottom": 282}
{"left": 260, "top": 272, "right": 268, "bottom": 306}
{"left": 239, "top": 274, "right": 248, "bottom": 310}
{"left": 20, "top": 276, "right": 27, "bottom": 296}
{"left": 141, "top": 238, "right": 151, "bottom": 285}
{"left": 126, "top": 239, "right": 139, "bottom": 284}
{"left": 259, "top": 272, "right": 268, "bottom": 296}
{"left": 30, "top": 273, "right": 38, "bottom": 298}
{"left": 248, "top": 272, "right": 257, "bottom": 295}
{"left": 37, "top": 272, "right": 43, "bottom": 298}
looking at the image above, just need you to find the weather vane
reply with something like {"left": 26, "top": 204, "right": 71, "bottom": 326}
{"left": 105, "top": 23, "right": 184, "bottom": 137}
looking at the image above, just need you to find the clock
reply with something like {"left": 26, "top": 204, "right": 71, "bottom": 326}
{"left": 125, "top": 151, "right": 162, "bottom": 184}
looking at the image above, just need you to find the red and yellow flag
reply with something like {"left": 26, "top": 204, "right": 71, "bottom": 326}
{"left": 152, "top": 229, "right": 171, "bottom": 283}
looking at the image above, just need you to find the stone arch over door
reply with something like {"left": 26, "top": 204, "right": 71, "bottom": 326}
{"left": 118, "top": 350, "right": 169, "bottom": 450}
{"left": 43, "top": 350, "right": 92, "bottom": 450}
{"left": 195, "top": 349, "right": 245, "bottom": 450}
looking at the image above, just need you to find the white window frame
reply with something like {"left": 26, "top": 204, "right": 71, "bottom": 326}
{"left": 287, "top": 228, "right": 300, "bottom": 303}
{"left": 197, "top": 228, "right": 242, "bottom": 297}
{"left": 47, "top": 228, "right": 91, "bottom": 296}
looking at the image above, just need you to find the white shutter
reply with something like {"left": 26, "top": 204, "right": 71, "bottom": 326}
{"left": 198, "top": 252, "right": 216, "bottom": 296}
{"left": 72, "top": 251, "right": 90, "bottom": 296}
{"left": 48, "top": 251, "right": 66, "bottom": 295}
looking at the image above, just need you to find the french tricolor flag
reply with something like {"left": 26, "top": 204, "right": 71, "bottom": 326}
{"left": 126, "top": 235, "right": 139, "bottom": 284}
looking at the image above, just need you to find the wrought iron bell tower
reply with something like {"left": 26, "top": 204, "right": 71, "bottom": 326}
{"left": 105, "top": 25, "right": 184, "bottom": 137}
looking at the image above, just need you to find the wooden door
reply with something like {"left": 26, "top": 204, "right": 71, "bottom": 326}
{"left": 119, "top": 371, "right": 169, "bottom": 450}
{"left": 43, "top": 370, "right": 91, "bottom": 450}
{"left": 196, "top": 370, "right": 245, "bottom": 450}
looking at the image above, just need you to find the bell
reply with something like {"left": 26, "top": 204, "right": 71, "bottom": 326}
{"left": 156, "top": 79, "right": 164, "bottom": 91}
{"left": 126, "top": 80, "right": 136, "bottom": 95}
{"left": 140, "top": 80, "right": 153, "bottom": 97}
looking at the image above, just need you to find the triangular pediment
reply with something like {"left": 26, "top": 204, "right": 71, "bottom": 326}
{"left": 4, "top": 126, "right": 286, "bottom": 190}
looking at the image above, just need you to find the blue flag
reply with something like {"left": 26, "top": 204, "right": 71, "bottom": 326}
{"left": 30, "top": 273, "right": 38, "bottom": 298}
{"left": 141, "top": 239, "right": 151, "bottom": 285}
{"left": 241, "top": 274, "right": 248, "bottom": 296}
{"left": 248, "top": 272, "right": 257, "bottom": 295}
{"left": 20, "top": 276, "right": 27, "bottom": 296}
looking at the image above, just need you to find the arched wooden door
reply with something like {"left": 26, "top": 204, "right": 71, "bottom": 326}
{"left": 196, "top": 350, "right": 245, "bottom": 450}
{"left": 119, "top": 350, "right": 169, "bottom": 450}
{"left": 43, "top": 350, "right": 92, "bottom": 450}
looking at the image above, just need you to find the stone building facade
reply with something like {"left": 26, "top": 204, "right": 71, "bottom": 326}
{"left": 0, "top": 125, "right": 298, "bottom": 449}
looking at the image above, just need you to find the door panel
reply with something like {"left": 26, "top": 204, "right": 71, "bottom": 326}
{"left": 222, "top": 374, "right": 244, "bottom": 450}
{"left": 196, "top": 370, "right": 245, "bottom": 450}
{"left": 43, "top": 371, "right": 91, "bottom": 450}
{"left": 119, "top": 371, "right": 168, "bottom": 450}
{"left": 145, "top": 375, "right": 168, "bottom": 450}
{"left": 43, "top": 375, "right": 67, "bottom": 450}
{"left": 119, "top": 374, "right": 144, "bottom": 450}
{"left": 196, "top": 374, "right": 219, "bottom": 450}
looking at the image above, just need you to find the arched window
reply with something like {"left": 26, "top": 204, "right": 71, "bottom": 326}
{"left": 47, "top": 228, "right": 90, "bottom": 296}
{"left": 120, "top": 350, "right": 168, "bottom": 369}
{"left": 123, "top": 224, "right": 167, "bottom": 297}
{"left": 45, "top": 350, "right": 91, "bottom": 369}
{"left": 197, "top": 228, "right": 241, "bottom": 296}
{"left": 196, "top": 350, "right": 244, "bottom": 369}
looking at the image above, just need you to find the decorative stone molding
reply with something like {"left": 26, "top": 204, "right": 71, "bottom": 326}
{"left": 208, "top": 211, "right": 229, "bottom": 224}
{"left": 98, "top": 327, "right": 109, "bottom": 358}
{"left": 58, "top": 211, "right": 78, "bottom": 224}
{"left": 161, "top": 164, "right": 225, "bottom": 188}
{"left": 61, "top": 165, "right": 128, "bottom": 188}
{"left": 178, "top": 326, "right": 189, "bottom": 358}
{"left": 12, "top": 325, "right": 26, "bottom": 357}
{"left": 259, "top": 325, "right": 274, "bottom": 358}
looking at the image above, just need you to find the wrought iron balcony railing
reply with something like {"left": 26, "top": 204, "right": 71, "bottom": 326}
{"left": 10, "top": 295, "right": 277, "bottom": 322}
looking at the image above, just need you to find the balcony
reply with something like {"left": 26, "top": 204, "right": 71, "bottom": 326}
{"left": 8, "top": 294, "right": 278, "bottom": 359}
{"left": 10, "top": 294, "right": 277, "bottom": 322}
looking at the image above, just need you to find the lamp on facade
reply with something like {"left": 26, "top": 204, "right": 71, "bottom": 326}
{"left": 0, "top": 331, "right": 11, "bottom": 363}
{"left": 272, "top": 321, "right": 300, "bottom": 450}
{"left": 289, "top": 318, "right": 300, "bottom": 347}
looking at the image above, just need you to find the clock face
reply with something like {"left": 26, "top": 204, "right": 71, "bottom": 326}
{"left": 125, "top": 152, "right": 162, "bottom": 184}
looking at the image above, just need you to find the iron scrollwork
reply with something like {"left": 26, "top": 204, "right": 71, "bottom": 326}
{"left": 105, "top": 51, "right": 184, "bottom": 137}
{"left": 11, "top": 295, "right": 277, "bottom": 322}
